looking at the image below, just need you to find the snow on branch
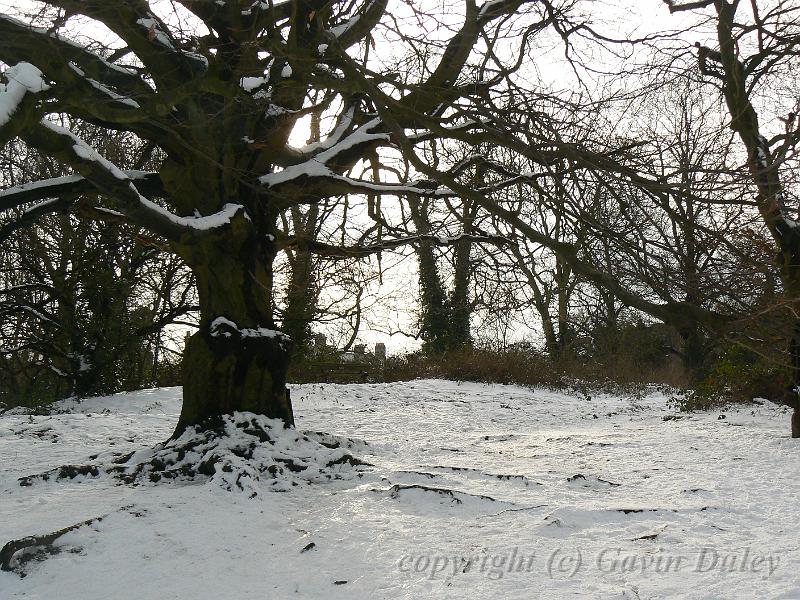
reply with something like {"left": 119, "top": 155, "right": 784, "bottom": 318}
{"left": 0, "top": 62, "right": 50, "bottom": 130}
{"left": 1, "top": 8, "right": 204, "bottom": 91}
{"left": 41, "top": 119, "right": 138, "bottom": 181}
{"left": 260, "top": 117, "right": 423, "bottom": 196}
{"left": 0, "top": 14, "right": 145, "bottom": 94}
{"left": 478, "top": 0, "right": 524, "bottom": 21}
{"left": 15, "top": 304, "right": 60, "bottom": 327}
{"left": 314, "top": 118, "right": 388, "bottom": 163}
{"left": 291, "top": 106, "right": 356, "bottom": 156}
{"left": 0, "top": 171, "right": 159, "bottom": 211}
{"left": 67, "top": 63, "right": 141, "bottom": 109}
{"left": 17, "top": 121, "right": 248, "bottom": 239}
{"left": 259, "top": 116, "right": 457, "bottom": 200}
{"left": 137, "top": 198, "right": 248, "bottom": 232}
{"left": 0, "top": 197, "right": 71, "bottom": 244}
{"left": 326, "top": 0, "right": 389, "bottom": 49}
{"left": 135, "top": 15, "right": 208, "bottom": 69}
{"left": 0, "top": 16, "right": 162, "bottom": 130}
{"left": 260, "top": 160, "right": 452, "bottom": 199}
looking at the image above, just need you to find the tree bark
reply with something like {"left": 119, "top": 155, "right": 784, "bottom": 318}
{"left": 180, "top": 327, "right": 293, "bottom": 432}
{"left": 283, "top": 248, "right": 316, "bottom": 357}
{"left": 410, "top": 199, "right": 450, "bottom": 354}
{"left": 283, "top": 205, "right": 319, "bottom": 357}
{"left": 174, "top": 229, "right": 294, "bottom": 435}
{"left": 448, "top": 209, "right": 473, "bottom": 350}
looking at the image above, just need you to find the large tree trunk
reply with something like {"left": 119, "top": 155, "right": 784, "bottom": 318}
{"left": 174, "top": 231, "right": 293, "bottom": 436}
{"left": 180, "top": 328, "right": 292, "bottom": 431}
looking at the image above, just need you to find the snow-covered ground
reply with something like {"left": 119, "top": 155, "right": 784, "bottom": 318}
{"left": 1, "top": 380, "right": 798, "bottom": 599}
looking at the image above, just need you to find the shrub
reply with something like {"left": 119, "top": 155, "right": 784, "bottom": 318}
{"left": 383, "top": 344, "right": 687, "bottom": 400}
{"left": 668, "top": 343, "right": 786, "bottom": 412}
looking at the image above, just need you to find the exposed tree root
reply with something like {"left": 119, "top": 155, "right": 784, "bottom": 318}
{"left": 18, "top": 413, "right": 371, "bottom": 497}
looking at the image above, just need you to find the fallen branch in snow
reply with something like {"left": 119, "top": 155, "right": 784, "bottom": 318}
{"left": 631, "top": 525, "right": 668, "bottom": 541}
{"left": 387, "top": 483, "right": 499, "bottom": 506}
{"left": 1, "top": 514, "right": 102, "bottom": 576}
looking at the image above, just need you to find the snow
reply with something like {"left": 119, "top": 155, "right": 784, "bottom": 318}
{"left": 259, "top": 158, "right": 336, "bottom": 187}
{"left": 293, "top": 106, "right": 355, "bottom": 155}
{"left": 209, "top": 316, "right": 289, "bottom": 341}
{"left": 73, "top": 354, "right": 92, "bottom": 373}
{"left": 71, "top": 144, "right": 129, "bottom": 179}
{"left": 135, "top": 17, "right": 206, "bottom": 69}
{"left": 782, "top": 216, "right": 800, "bottom": 231}
{"left": 136, "top": 198, "right": 248, "bottom": 231}
{"left": 314, "top": 117, "right": 388, "bottom": 163}
{"left": 184, "top": 52, "right": 209, "bottom": 69}
{"left": 45, "top": 364, "right": 68, "bottom": 378}
{"left": 21, "top": 198, "right": 59, "bottom": 214}
{"left": 0, "top": 63, "right": 50, "bottom": 129}
{"left": 327, "top": 0, "right": 381, "bottom": 40}
{"left": 67, "top": 62, "right": 85, "bottom": 77}
{"left": 0, "top": 171, "right": 153, "bottom": 204}
{"left": 4, "top": 118, "right": 246, "bottom": 231}
{"left": 329, "top": 17, "right": 357, "bottom": 38}
{"left": 85, "top": 78, "right": 140, "bottom": 109}
{"left": 67, "top": 62, "right": 139, "bottom": 108}
{"left": 240, "top": 76, "right": 267, "bottom": 92}
{"left": 0, "top": 15, "right": 136, "bottom": 78}
{"left": 40, "top": 120, "right": 130, "bottom": 181}
{"left": 1, "top": 380, "right": 798, "bottom": 598}
{"left": 479, "top": 0, "right": 507, "bottom": 19}
{"left": 259, "top": 118, "right": 391, "bottom": 188}
{"left": 260, "top": 162, "right": 419, "bottom": 196}
{"left": 17, "top": 305, "right": 57, "bottom": 325}
{"left": 281, "top": 63, "right": 293, "bottom": 78}
{"left": 1, "top": 174, "right": 82, "bottom": 198}
{"left": 265, "top": 104, "right": 288, "bottom": 117}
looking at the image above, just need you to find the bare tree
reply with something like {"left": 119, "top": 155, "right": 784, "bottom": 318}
{"left": 0, "top": 0, "right": 540, "bottom": 434}
{"left": 665, "top": 0, "right": 800, "bottom": 435}
{"left": 0, "top": 125, "right": 195, "bottom": 405}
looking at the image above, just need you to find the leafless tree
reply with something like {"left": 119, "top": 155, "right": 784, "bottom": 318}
{"left": 0, "top": 0, "right": 547, "bottom": 434}
{"left": 664, "top": 0, "right": 800, "bottom": 435}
